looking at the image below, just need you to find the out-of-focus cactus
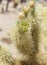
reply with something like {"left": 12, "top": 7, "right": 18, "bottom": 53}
{"left": 0, "top": 46, "right": 16, "bottom": 65}
{"left": 36, "top": 2, "right": 47, "bottom": 65}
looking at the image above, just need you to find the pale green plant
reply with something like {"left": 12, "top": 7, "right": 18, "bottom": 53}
{"left": 8, "top": 1, "right": 41, "bottom": 65}
{"left": 0, "top": 46, "right": 15, "bottom": 65}
{"left": 17, "top": 20, "right": 29, "bottom": 33}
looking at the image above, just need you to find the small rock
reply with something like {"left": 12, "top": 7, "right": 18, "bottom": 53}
{"left": 1, "top": 37, "right": 12, "bottom": 44}
{"left": 0, "top": 29, "right": 2, "bottom": 31}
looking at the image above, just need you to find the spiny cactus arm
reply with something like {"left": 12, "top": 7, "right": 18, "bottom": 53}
{"left": 0, "top": 45, "right": 16, "bottom": 65}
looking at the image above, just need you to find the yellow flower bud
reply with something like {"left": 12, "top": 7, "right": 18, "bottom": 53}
{"left": 23, "top": 7, "right": 29, "bottom": 14}
{"left": 29, "top": 1, "right": 35, "bottom": 8}
{"left": 18, "top": 12, "right": 25, "bottom": 19}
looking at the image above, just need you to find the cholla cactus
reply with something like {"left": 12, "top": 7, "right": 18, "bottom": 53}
{"left": 0, "top": 46, "right": 16, "bottom": 65}
{"left": 8, "top": 0, "right": 40, "bottom": 65}
{"left": 36, "top": 2, "right": 47, "bottom": 65}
